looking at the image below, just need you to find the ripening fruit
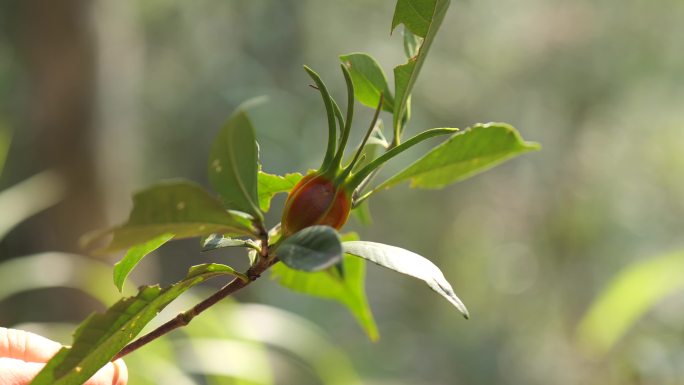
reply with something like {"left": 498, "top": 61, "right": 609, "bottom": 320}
{"left": 281, "top": 173, "right": 352, "bottom": 235}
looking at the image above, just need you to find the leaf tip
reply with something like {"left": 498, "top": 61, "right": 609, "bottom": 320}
{"left": 526, "top": 141, "right": 542, "bottom": 151}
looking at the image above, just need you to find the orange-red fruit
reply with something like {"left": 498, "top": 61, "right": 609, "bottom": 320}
{"left": 281, "top": 174, "right": 351, "bottom": 235}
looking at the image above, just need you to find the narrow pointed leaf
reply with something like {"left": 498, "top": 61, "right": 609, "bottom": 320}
{"left": 344, "top": 241, "right": 469, "bottom": 318}
{"left": 257, "top": 171, "right": 303, "bottom": 212}
{"left": 378, "top": 123, "right": 540, "bottom": 190}
{"left": 30, "top": 263, "right": 242, "bottom": 385}
{"left": 339, "top": 53, "right": 394, "bottom": 112}
{"left": 276, "top": 225, "right": 343, "bottom": 272}
{"left": 91, "top": 180, "right": 255, "bottom": 253}
{"left": 113, "top": 233, "right": 174, "bottom": 292}
{"left": 271, "top": 232, "right": 379, "bottom": 340}
{"left": 391, "top": 0, "right": 451, "bottom": 134}
{"left": 209, "top": 109, "right": 262, "bottom": 220}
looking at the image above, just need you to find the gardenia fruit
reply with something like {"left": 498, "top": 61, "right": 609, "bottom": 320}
{"left": 281, "top": 173, "right": 352, "bottom": 235}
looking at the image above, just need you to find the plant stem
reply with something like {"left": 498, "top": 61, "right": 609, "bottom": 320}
{"left": 347, "top": 127, "right": 457, "bottom": 192}
{"left": 113, "top": 229, "right": 274, "bottom": 361}
{"left": 338, "top": 94, "right": 384, "bottom": 185}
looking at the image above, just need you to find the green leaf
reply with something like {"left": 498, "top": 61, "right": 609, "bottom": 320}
{"left": 113, "top": 233, "right": 174, "bottom": 292}
{"left": 276, "top": 225, "right": 343, "bottom": 272}
{"left": 201, "top": 233, "right": 259, "bottom": 252}
{"left": 378, "top": 123, "right": 540, "bottom": 190}
{"left": 577, "top": 250, "right": 684, "bottom": 357}
{"left": 344, "top": 241, "right": 469, "bottom": 318}
{"left": 257, "top": 171, "right": 303, "bottom": 212}
{"left": 29, "top": 263, "right": 242, "bottom": 385}
{"left": 391, "top": 0, "right": 451, "bottom": 136}
{"left": 271, "top": 233, "right": 379, "bottom": 341}
{"left": 392, "top": 0, "right": 449, "bottom": 37}
{"left": 209, "top": 108, "right": 262, "bottom": 221}
{"left": 92, "top": 180, "right": 255, "bottom": 253}
{"left": 347, "top": 127, "right": 458, "bottom": 190}
{"left": 186, "top": 262, "right": 248, "bottom": 282}
{"left": 339, "top": 53, "right": 394, "bottom": 112}
{"left": 303, "top": 66, "right": 339, "bottom": 172}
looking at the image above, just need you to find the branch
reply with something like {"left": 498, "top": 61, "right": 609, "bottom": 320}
{"left": 113, "top": 228, "right": 274, "bottom": 361}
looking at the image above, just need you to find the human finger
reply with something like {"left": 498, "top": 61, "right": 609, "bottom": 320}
{"left": 0, "top": 328, "right": 62, "bottom": 363}
{"left": 0, "top": 358, "right": 128, "bottom": 385}
{"left": 0, "top": 357, "right": 44, "bottom": 385}
{"left": 83, "top": 359, "right": 128, "bottom": 385}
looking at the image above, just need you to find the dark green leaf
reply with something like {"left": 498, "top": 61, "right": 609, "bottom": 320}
{"left": 276, "top": 225, "right": 343, "bottom": 272}
{"left": 271, "top": 232, "right": 379, "bottom": 340}
{"left": 378, "top": 123, "right": 540, "bottom": 190}
{"left": 344, "top": 241, "right": 469, "bottom": 318}
{"left": 391, "top": 0, "right": 451, "bottom": 135}
{"left": 113, "top": 233, "right": 174, "bottom": 292}
{"left": 339, "top": 53, "right": 394, "bottom": 112}
{"left": 30, "top": 263, "right": 242, "bottom": 385}
{"left": 392, "top": 0, "right": 449, "bottom": 37}
{"left": 92, "top": 180, "right": 255, "bottom": 253}
{"left": 257, "top": 171, "right": 303, "bottom": 212}
{"left": 209, "top": 108, "right": 262, "bottom": 220}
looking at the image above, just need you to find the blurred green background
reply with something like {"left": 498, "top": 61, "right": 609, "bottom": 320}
{"left": 1, "top": 0, "right": 684, "bottom": 384}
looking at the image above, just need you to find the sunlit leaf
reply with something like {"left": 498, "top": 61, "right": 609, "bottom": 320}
{"left": 344, "top": 241, "right": 469, "bottom": 318}
{"left": 30, "top": 263, "right": 242, "bottom": 385}
{"left": 197, "top": 301, "right": 363, "bottom": 384}
{"left": 378, "top": 123, "right": 540, "bottom": 189}
{"left": 276, "top": 225, "right": 343, "bottom": 272}
{"left": 0, "top": 171, "right": 65, "bottom": 240}
{"left": 391, "top": 0, "right": 451, "bottom": 134}
{"left": 114, "top": 233, "right": 174, "bottom": 292}
{"left": 201, "top": 234, "right": 258, "bottom": 252}
{"left": 176, "top": 339, "right": 274, "bottom": 384}
{"left": 92, "top": 180, "right": 255, "bottom": 253}
{"left": 257, "top": 171, "right": 303, "bottom": 212}
{"left": 339, "top": 53, "right": 394, "bottom": 112}
{"left": 0, "top": 252, "right": 123, "bottom": 306}
{"left": 209, "top": 108, "right": 262, "bottom": 221}
{"left": 271, "top": 233, "right": 378, "bottom": 340}
{"left": 577, "top": 250, "right": 684, "bottom": 356}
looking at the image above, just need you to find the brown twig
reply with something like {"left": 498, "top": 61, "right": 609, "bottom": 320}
{"left": 113, "top": 226, "right": 274, "bottom": 361}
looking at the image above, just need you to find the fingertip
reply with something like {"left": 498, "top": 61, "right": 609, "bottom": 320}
{"left": 112, "top": 359, "right": 128, "bottom": 385}
{"left": 0, "top": 327, "right": 62, "bottom": 362}
{"left": 85, "top": 359, "right": 128, "bottom": 385}
{"left": 0, "top": 357, "right": 45, "bottom": 384}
